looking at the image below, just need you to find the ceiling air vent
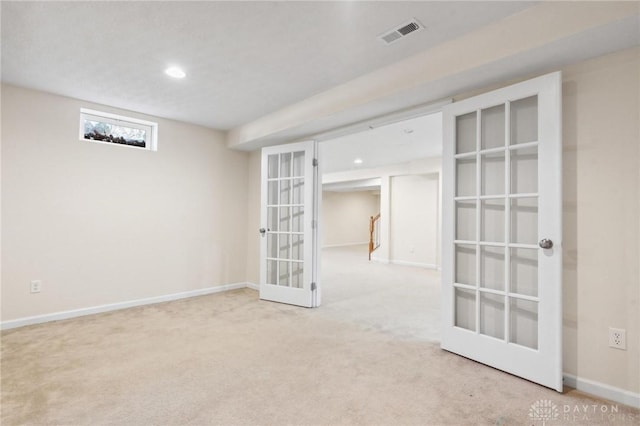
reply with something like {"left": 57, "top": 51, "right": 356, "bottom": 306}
{"left": 378, "top": 19, "right": 424, "bottom": 45}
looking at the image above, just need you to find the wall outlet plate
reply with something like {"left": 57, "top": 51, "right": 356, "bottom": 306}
{"left": 30, "top": 280, "right": 42, "bottom": 293}
{"left": 608, "top": 327, "right": 626, "bottom": 350}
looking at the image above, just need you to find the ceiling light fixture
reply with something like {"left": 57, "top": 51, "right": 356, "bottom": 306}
{"left": 354, "top": 158, "right": 363, "bottom": 165}
{"left": 165, "top": 66, "right": 186, "bottom": 79}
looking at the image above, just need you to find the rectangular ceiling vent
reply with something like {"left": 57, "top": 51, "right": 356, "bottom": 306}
{"left": 378, "top": 19, "right": 424, "bottom": 45}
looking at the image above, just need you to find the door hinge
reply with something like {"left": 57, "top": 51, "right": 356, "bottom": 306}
{"left": 312, "top": 219, "right": 317, "bottom": 229}
{"left": 313, "top": 158, "right": 319, "bottom": 167}
{"left": 311, "top": 282, "right": 317, "bottom": 291}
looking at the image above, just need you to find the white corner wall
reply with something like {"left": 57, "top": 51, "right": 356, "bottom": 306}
{"left": 322, "top": 191, "right": 379, "bottom": 247}
{"left": 389, "top": 174, "right": 439, "bottom": 268}
{"left": 1, "top": 85, "right": 249, "bottom": 322}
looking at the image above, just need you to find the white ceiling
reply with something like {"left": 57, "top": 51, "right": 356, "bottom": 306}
{"left": 1, "top": 1, "right": 534, "bottom": 130}
{"left": 3, "top": 1, "right": 638, "bottom": 162}
{"left": 320, "top": 112, "right": 442, "bottom": 174}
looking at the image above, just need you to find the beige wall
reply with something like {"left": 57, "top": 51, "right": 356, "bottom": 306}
{"left": 560, "top": 48, "right": 639, "bottom": 393}
{"left": 245, "top": 149, "right": 261, "bottom": 285}
{"left": 390, "top": 174, "right": 439, "bottom": 267}
{"left": 322, "top": 191, "right": 379, "bottom": 247}
{"left": 1, "top": 85, "right": 249, "bottom": 321}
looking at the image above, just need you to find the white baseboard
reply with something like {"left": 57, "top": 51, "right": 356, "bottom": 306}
{"left": 322, "top": 241, "right": 368, "bottom": 248}
{"left": 1, "top": 282, "right": 250, "bottom": 330}
{"left": 246, "top": 282, "right": 259, "bottom": 291}
{"left": 563, "top": 373, "right": 640, "bottom": 409}
{"left": 390, "top": 259, "right": 438, "bottom": 269}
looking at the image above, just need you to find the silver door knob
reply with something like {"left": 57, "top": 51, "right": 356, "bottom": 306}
{"left": 259, "top": 228, "right": 266, "bottom": 235}
{"left": 539, "top": 238, "right": 553, "bottom": 249}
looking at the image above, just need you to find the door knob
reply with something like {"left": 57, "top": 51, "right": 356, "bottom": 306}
{"left": 539, "top": 238, "right": 553, "bottom": 249}
{"left": 259, "top": 228, "right": 266, "bottom": 235}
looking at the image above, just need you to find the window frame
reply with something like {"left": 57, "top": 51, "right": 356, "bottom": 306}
{"left": 79, "top": 108, "right": 158, "bottom": 151}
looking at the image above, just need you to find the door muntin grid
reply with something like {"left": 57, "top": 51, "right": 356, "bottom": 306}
{"left": 453, "top": 96, "right": 540, "bottom": 350}
{"left": 266, "top": 152, "right": 305, "bottom": 288}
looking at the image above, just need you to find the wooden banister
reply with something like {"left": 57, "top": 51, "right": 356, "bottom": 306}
{"left": 368, "top": 213, "right": 381, "bottom": 260}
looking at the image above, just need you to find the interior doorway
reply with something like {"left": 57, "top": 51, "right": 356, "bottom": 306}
{"left": 317, "top": 111, "right": 444, "bottom": 341}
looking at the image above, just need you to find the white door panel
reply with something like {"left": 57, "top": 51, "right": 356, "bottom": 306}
{"left": 442, "top": 72, "right": 562, "bottom": 391}
{"left": 260, "top": 141, "right": 320, "bottom": 307}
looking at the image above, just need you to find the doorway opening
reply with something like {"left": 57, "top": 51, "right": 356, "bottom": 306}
{"left": 317, "top": 111, "right": 444, "bottom": 341}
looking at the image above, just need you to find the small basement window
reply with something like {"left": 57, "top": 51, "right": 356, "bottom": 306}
{"left": 79, "top": 108, "right": 158, "bottom": 151}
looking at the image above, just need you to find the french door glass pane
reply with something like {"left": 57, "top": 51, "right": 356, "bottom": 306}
{"left": 279, "top": 234, "right": 290, "bottom": 259}
{"left": 291, "top": 234, "right": 304, "bottom": 260}
{"left": 481, "top": 152, "right": 505, "bottom": 195}
{"left": 453, "top": 95, "right": 541, "bottom": 345}
{"left": 268, "top": 181, "right": 278, "bottom": 205}
{"left": 480, "top": 292, "right": 505, "bottom": 339}
{"left": 456, "top": 201, "right": 476, "bottom": 241}
{"left": 510, "top": 298, "right": 538, "bottom": 349}
{"left": 268, "top": 154, "right": 279, "bottom": 179}
{"left": 280, "top": 179, "right": 291, "bottom": 204}
{"left": 455, "top": 288, "right": 476, "bottom": 331}
{"left": 291, "top": 262, "right": 303, "bottom": 288}
{"left": 292, "top": 207, "right": 304, "bottom": 232}
{"left": 511, "top": 147, "right": 538, "bottom": 194}
{"left": 455, "top": 244, "right": 476, "bottom": 285}
{"left": 456, "top": 158, "right": 476, "bottom": 196}
{"left": 456, "top": 112, "right": 477, "bottom": 154}
{"left": 279, "top": 207, "right": 290, "bottom": 232}
{"left": 481, "top": 104, "right": 505, "bottom": 149}
{"left": 267, "top": 207, "right": 278, "bottom": 231}
{"left": 511, "top": 96, "right": 538, "bottom": 145}
{"left": 278, "top": 261, "right": 290, "bottom": 287}
{"left": 480, "top": 246, "right": 504, "bottom": 290}
{"left": 292, "top": 179, "right": 304, "bottom": 204}
{"left": 510, "top": 248, "right": 538, "bottom": 296}
{"left": 280, "top": 153, "right": 292, "bottom": 178}
{"left": 292, "top": 151, "right": 305, "bottom": 177}
{"left": 511, "top": 198, "right": 538, "bottom": 244}
{"left": 267, "top": 234, "right": 278, "bottom": 258}
{"left": 264, "top": 147, "right": 309, "bottom": 293}
{"left": 481, "top": 199, "right": 505, "bottom": 242}
{"left": 267, "top": 260, "right": 277, "bottom": 285}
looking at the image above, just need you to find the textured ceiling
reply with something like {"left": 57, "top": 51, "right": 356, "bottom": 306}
{"left": 320, "top": 112, "right": 442, "bottom": 174}
{"left": 1, "top": 1, "right": 533, "bottom": 130}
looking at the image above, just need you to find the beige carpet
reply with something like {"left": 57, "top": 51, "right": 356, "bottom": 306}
{"left": 2, "top": 245, "right": 638, "bottom": 425}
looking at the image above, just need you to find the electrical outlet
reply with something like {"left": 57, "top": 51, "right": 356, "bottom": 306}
{"left": 30, "top": 280, "right": 42, "bottom": 294}
{"left": 609, "top": 327, "right": 626, "bottom": 350}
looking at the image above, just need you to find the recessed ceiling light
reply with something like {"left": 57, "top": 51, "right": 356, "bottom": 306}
{"left": 354, "top": 158, "right": 363, "bottom": 165}
{"left": 165, "top": 66, "right": 186, "bottom": 79}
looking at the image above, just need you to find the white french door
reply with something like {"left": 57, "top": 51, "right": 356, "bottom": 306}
{"left": 259, "top": 141, "right": 320, "bottom": 308}
{"left": 441, "top": 72, "right": 563, "bottom": 391}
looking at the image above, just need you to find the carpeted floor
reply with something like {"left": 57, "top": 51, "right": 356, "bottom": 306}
{"left": 1, "top": 245, "right": 638, "bottom": 425}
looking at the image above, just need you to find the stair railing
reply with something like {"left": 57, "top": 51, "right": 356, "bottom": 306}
{"left": 368, "top": 213, "right": 381, "bottom": 260}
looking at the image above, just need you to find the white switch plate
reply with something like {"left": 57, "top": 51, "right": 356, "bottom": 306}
{"left": 30, "top": 280, "right": 42, "bottom": 293}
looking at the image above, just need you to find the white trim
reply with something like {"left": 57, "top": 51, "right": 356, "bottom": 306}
{"left": 390, "top": 259, "right": 438, "bottom": 269}
{"left": 1, "top": 282, "right": 249, "bottom": 330}
{"left": 563, "top": 374, "right": 640, "bottom": 409}
{"left": 246, "top": 282, "right": 260, "bottom": 291}
{"left": 322, "top": 241, "right": 369, "bottom": 248}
